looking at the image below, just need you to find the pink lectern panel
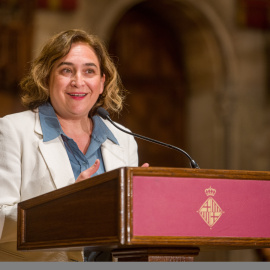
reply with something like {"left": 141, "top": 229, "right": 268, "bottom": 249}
{"left": 132, "top": 176, "right": 270, "bottom": 238}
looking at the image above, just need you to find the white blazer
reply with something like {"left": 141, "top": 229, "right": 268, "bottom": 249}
{"left": 0, "top": 109, "right": 138, "bottom": 261}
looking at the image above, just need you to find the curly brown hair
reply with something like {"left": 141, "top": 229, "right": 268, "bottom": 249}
{"left": 20, "top": 29, "right": 125, "bottom": 115}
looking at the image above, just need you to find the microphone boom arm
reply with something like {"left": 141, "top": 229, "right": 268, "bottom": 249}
{"left": 106, "top": 116, "right": 200, "bottom": 169}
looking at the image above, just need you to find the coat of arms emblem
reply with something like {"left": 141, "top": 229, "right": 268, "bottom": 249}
{"left": 197, "top": 186, "right": 224, "bottom": 228}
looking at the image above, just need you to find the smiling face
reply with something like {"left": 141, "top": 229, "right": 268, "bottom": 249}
{"left": 49, "top": 42, "right": 105, "bottom": 120}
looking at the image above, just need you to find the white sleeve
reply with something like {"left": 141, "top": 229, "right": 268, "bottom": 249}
{"left": 127, "top": 131, "right": 139, "bottom": 167}
{"left": 0, "top": 116, "right": 22, "bottom": 243}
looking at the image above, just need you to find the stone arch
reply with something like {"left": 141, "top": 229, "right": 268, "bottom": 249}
{"left": 94, "top": 0, "right": 238, "bottom": 169}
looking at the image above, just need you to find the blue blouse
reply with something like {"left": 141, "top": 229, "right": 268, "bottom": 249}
{"left": 38, "top": 103, "right": 118, "bottom": 179}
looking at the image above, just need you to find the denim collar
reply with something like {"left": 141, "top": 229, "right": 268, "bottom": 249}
{"left": 38, "top": 103, "right": 118, "bottom": 145}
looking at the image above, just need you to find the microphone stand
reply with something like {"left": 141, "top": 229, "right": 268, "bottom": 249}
{"left": 97, "top": 107, "right": 200, "bottom": 169}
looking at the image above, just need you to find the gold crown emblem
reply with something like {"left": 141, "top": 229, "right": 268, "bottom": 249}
{"left": 205, "top": 186, "right": 216, "bottom": 197}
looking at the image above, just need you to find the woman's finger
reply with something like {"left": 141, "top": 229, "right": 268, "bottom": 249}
{"left": 75, "top": 159, "right": 100, "bottom": 183}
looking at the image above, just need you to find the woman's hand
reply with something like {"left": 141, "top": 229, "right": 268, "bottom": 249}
{"left": 75, "top": 160, "right": 149, "bottom": 183}
{"left": 141, "top": 163, "right": 149, "bottom": 167}
{"left": 75, "top": 159, "right": 100, "bottom": 183}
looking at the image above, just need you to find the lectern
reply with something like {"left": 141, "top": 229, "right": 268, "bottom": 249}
{"left": 17, "top": 167, "right": 270, "bottom": 261}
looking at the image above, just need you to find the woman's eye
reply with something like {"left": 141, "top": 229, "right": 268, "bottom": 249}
{"left": 63, "top": 68, "right": 72, "bottom": 73}
{"left": 86, "top": 69, "right": 95, "bottom": 74}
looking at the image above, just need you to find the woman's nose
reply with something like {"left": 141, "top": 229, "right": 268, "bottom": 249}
{"left": 71, "top": 72, "right": 85, "bottom": 87}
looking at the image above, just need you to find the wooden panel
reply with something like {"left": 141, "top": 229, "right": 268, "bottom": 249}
{"left": 18, "top": 168, "right": 123, "bottom": 250}
{"left": 125, "top": 167, "right": 270, "bottom": 249}
{"left": 0, "top": 1, "right": 34, "bottom": 116}
{"left": 18, "top": 167, "right": 270, "bottom": 253}
{"left": 0, "top": 1, "right": 34, "bottom": 92}
{"left": 108, "top": 2, "right": 187, "bottom": 168}
{"left": 126, "top": 167, "right": 270, "bottom": 180}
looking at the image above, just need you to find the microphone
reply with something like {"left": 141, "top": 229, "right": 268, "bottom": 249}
{"left": 97, "top": 107, "right": 200, "bottom": 169}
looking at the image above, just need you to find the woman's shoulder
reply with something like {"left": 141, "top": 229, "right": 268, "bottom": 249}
{"left": 0, "top": 110, "right": 38, "bottom": 131}
{"left": 2, "top": 109, "right": 37, "bottom": 121}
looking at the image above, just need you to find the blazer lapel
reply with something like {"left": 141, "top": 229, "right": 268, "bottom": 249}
{"left": 35, "top": 113, "right": 75, "bottom": 189}
{"left": 101, "top": 139, "right": 126, "bottom": 172}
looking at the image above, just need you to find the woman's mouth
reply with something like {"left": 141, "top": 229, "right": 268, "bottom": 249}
{"left": 68, "top": 93, "right": 87, "bottom": 99}
{"left": 68, "top": 93, "right": 87, "bottom": 97}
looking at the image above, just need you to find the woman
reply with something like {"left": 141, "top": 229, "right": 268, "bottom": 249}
{"left": 0, "top": 29, "right": 147, "bottom": 261}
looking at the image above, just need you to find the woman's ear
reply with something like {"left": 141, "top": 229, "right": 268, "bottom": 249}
{"left": 99, "top": 74, "right": 105, "bottom": 94}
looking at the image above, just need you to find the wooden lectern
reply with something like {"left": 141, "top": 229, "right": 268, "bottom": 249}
{"left": 17, "top": 167, "right": 270, "bottom": 261}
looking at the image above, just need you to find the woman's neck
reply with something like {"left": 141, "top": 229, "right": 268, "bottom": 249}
{"left": 57, "top": 116, "right": 93, "bottom": 154}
